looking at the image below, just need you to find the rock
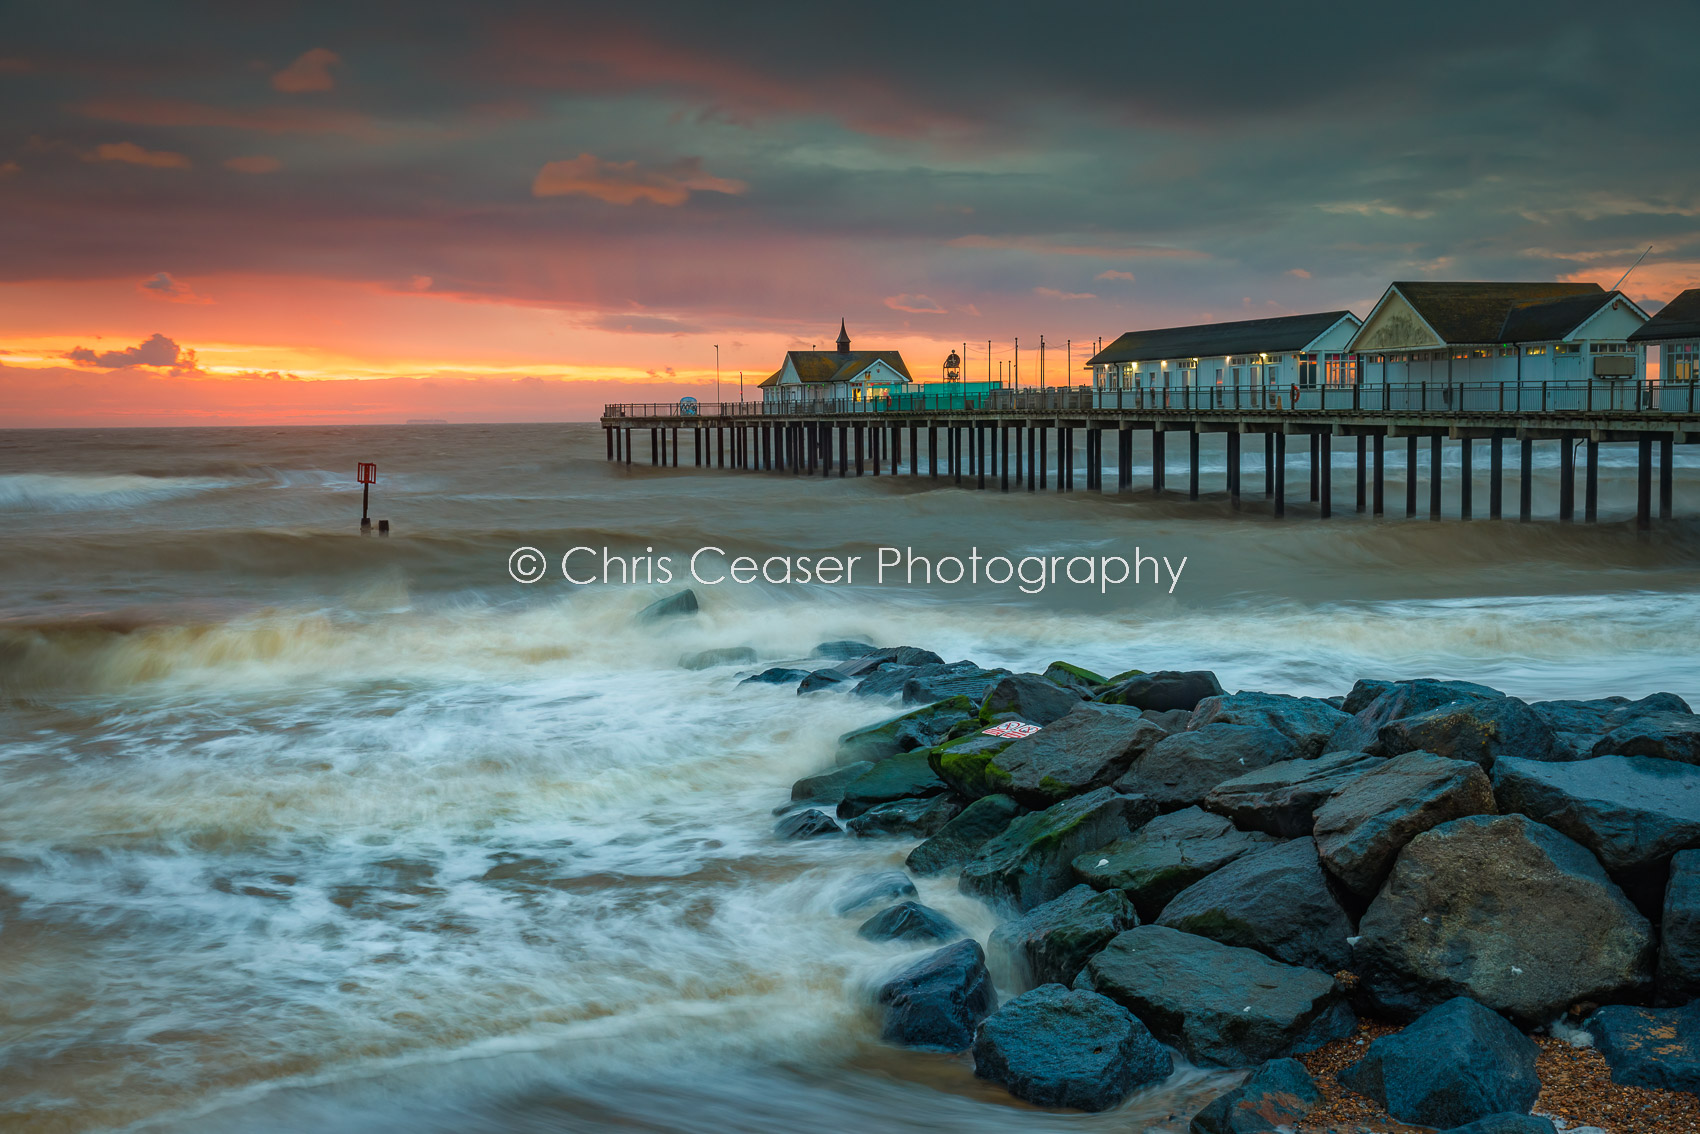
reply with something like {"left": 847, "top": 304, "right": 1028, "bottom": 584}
{"left": 679, "top": 646, "right": 758, "bottom": 670}
{"left": 1072, "top": 806, "right": 1281, "bottom": 920}
{"left": 775, "top": 808, "right": 840, "bottom": 839}
{"left": 960, "top": 788, "right": 1158, "bottom": 914}
{"left": 1441, "top": 1116, "right": 1559, "bottom": 1134}
{"left": 1312, "top": 751, "right": 1496, "bottom": 898}
{"left": 1203, "top": 751, "right": 1382, "bottom": 837}
{"left": 1188, "top": 1057, "right": 1321, "bottom": 1134}
{"left": 854, "top": 661, "right": 1008, "bottom": 702}
{"left": 907, "top": 794, "right": 1024, "bottom": 875}
{"left": 1337, "top": 996, "right": 1540, "bottom": 1129}
{"left": 875, "top": 939, "right": 997, "bottom": 1051}
{"left": 834, "top": 870, "right": 917, "bottom": 915}
{"left": 857, "top": 901, "right": 964, "bottom": 943}
{"left": 1661, "top": 850, "right": 1700, "bottom": 1003}
{"left": 788, "top": 761, "right": 875, "bottom": 808}
{"left": 1584, "top": 999, "right": 1700, "bottom": 1094}
{"left": 980, "top": 672, "right": 1086, "bottom": 725}
{"left": 798, "top": 668, "right": 853, "bottom": 694}
{"left": 979, "top": 702, "right": 1167, "bottom": 808}
{"left": 1327, "top": 678, "right": 1502, "bottom": 755}
{"left": 1379, "top": 696, "right": 1557, "bottom": 770}
{"left": 1533, "top": 693, "right": 1692, "bottom": 761}
{"left": 1079, "top": 925, "right": 1354, "bottom": 1066}
{"left": 1142, "top": 707, "right": 1194, "bottom": 732}
{"left": 863, "top": 645, "right": 946, "bottom": 668}
{"left": 1591, "top": 711, "right": 1700, "bottom": 765}
{"left": 1341, "top": 679, "right": 1399, "bottom": 715}
{"left": 972, "top": 984, "right": 1172, "bottom": 1112}
{"left": 928, "top": 733, "right": 1021, "bottom": 799}
{"left": 1491, "top": 754, "right": 1700, "bottom": 890}
{"left": 1043, "top": 660, "right": 1107, "bottom": 693}
{"left": 1097, "top": 669, "right": 1225, "bottom": 712}
{"left": 742, "top": 666, "right": 812, "bottom": 686}
{"left": 837, "top": 750, "right": 948, "bottom": 817}
{"left": 813, "top": 639, "right": 878, "bottom": 659}
{"left": 636, "top": 588, "right": 697, "bottom": 620}
{"left": 847, "top": 794, "right": 963, "bottom": 838}
{"left": 1119, "top": 724, "right": 1300, "bottom": 810}
{"left": 1190, "top": 692, "right": 1352, "bottom": 759}
{"left": 1157, "top": 837, "right": 1355, "bottom": 973}
{"left": 987, "top": 883, "right": 1138, "bottom": 992}
{"left": 1355, "top": 814, "right": 1654, "bottom": 1024}
{"left": 833, "top": 696, "right": 978, "bottom": 764}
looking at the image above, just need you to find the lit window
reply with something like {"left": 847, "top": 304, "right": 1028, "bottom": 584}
{"left": 1525, "top": 346, "right": 1546, "bottom": 356}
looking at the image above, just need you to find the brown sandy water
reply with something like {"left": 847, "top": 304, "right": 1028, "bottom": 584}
{"left": 0, "top": 423, "right": 1696, "bottom": 1132}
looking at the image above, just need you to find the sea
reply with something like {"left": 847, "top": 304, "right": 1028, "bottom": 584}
{"left": 1, "top": 422, "right": 1697, "bottom": 1133}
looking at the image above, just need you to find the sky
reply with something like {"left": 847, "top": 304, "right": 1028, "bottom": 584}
{"left": 3, "top": 0, "right": 1699, "bottom": 425}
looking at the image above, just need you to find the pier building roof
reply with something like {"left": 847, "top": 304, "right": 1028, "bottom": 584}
{"left": 1085, "top": 311, "right": 1359, "bottom": 367}
{"left": 1630, "top": 289, "right": 1700, "bottom": 342}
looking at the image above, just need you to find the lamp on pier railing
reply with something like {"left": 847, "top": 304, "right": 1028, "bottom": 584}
{"left": 943, "top": 350, "right": 961, "bottom": 382}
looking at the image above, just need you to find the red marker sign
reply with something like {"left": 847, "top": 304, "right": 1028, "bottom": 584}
{"left": 357, "top": 462, "right": 377, "bottom": 484}
{"left": 982, "top": 721, "right": 1041, "bottom": 739}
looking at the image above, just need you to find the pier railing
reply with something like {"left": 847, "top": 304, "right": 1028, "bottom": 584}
{"left": 604, "top": 380, "right": 1696, "bottom": 420}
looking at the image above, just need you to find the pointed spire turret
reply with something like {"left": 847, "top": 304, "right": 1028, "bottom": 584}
{"left": 836, "top": 318, "right": 850, "bottom": 353}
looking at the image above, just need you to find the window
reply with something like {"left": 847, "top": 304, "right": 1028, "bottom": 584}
{"left": 1231, "top": 367, "right": 1241, "bottom": 383}
{"left": 1324, "top": 354, "right": 1358, "bottom": 386}
{"left": 1591, "top": 342, "right": 1630, "bottom": 353}
{"left": 1498, "top": 347, "right": 1516, "bottom": 357}
{"left": 1671, "top": 343, "right": 1698, "bottom": 383}
{"left": 1525, "top": 346, "right": 1546, "bottom": 356}
{"left": 1297, "top": 353, "right": 1318, "bottom": 388}
{"left": 1555, "top": 343, "right": 1580, "bottom": 355}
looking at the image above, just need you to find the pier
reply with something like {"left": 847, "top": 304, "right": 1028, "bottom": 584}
{"left": 601, "top": 381, "right": 1696, "bottom": 529}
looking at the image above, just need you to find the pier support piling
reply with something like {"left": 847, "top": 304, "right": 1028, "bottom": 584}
{"left": 1274, "top": 433, "right": 1286, "bottom": 516}
{"left": 1310, "top": 434, "right": 1320, "bottom": 502}
{"left": 1406, "top": 435, "right": 1417, "bottom": 517}
{"left": 1320, "top": 434, "right": 1332, "bottom": 519}
{"left": 1638, "top": 435, "right": 1654, "bottom": 532}
{"left": 1585, "top": 438, "right": 1599, "bottom": 522}
{"left": 1228, "top": 431, "right": 1241, "bottom": 508}
{"left": 1189, "top": 430, "right": 1200, "bottom": 501}
{"left": 1460, "top": 436, "right": 1472, "bottom": 520}
{"left": 1559, "top": 434, "right": 1575, "bottom": 522}
{"left": 1429, "top": 435, "right": 1442, "bottom": 519}
{"left": 1356, "top": 434, "right": 1367, "bottom": 512}
{"left": 1490, "top": 434, "right": 1503, "bottom": 519}
{"left": 1373, "top": 433, "right": 1385, "bottom": 515}
{"left": 1265, "top": 433, "right": 1275, "bottom": 498}
{"left": 1152, "top": 430, "right": 1165, "bottom": 493}
{"left": 1661, "top": 434, "right": 1674, "bottom": 521}
{"left": 1520, "top": 438, "right": 1533, "bottom": 521}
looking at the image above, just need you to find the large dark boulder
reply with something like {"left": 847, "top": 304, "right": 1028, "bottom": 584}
{"left": 1119, "top": 724, "right": 1300, "bottom": 810}
{"left": 834, "top": 870, "right": 916, "bottom": 915}
{"left": 853, "top": 661, "right": 1009, "bottom": 704}
{"left": 1584, "top": 999, "right": 1700, "bottom": 1094}
{"left": 788, "top": 761, "right": 875, "bottom": 808}
{"left": 1533, "top": 693, "right": 1692, "bottom": 760}
{"left": 1203, "top": 751, "right": 1381, "bottom": 837}
{"left": 862, "top": 645, "right": 945, "bottom": 668}
{"left": 1073, "top": 806, "right": 1281, "bottom": 920}
{"left": 1189, "top": 692, "right": 1352, "bottom": 759}
{"left": 1313, "top": 751, "right": 1496, "bottom": 898}
{"left": 1327, "top": 678, "right": 1502, "bottom": 756}
{"left": 1337, "top": 996, "right": 1540, "bottom": 1129}
{"left": 972, "top": 984, "right": 1172, "bottom": 1112}
{"left": 1355, "top": 814, "right": 1654, "bottom": 1024}
{"left": 1188, "top": 1057, "right": 1321, "bottom": 1134}
{"left": 875, "top": 939, "right": 997, "bottom": 1051}
{"left": 837, "top": 750, "right": 948, "bottom": 817}
{"left": 979, "top": 702, "right": 1167, "bottom": 808}
{"left": 858, "top": 901, "right": 964, "bottom": 944}
{"left": 906, "top": 793, "right": 1023, "bottom": 876}
{"left": 1379, "top": 695, "right": 1557, "bottom": 770}
{"left": 980, "top": 672, "right": 1087, "bottom": 725}
{"left": 1097, "top": 670, "right": 1225, "bottom": 712}
{"left": 960, "top": 788, "right": 1157, "bottom": 914}
{"left": 636, "top": 588, "right": 697, "bottom": 620}
{"left": 1042, "top": 660, "right": 1107, "bottom": 694}
{"left": 775, "top": 808, "right": 840, "bottom": 839}
{"left": 1591, "top": 711, "right": 1700, "bottom": 765}
{"left": 812, "top": 639, "right": 879, "bottom": 660}
{"left": 1156, "top": 837, "right": 1354, "bottom": 973}
{"left": 1078, "top": 925, "right": 1354, "bottom": 1066}
{"left": 987, "top": 883, "right": 1138, "bottom": 992}
{"left": 797, "top": 668, "right": 852, "bottom": 694}
{"left": 742, "top": 666, "right": 811, "bottom": 686}
{"left": 1491, "top": 754, "right": 1700, "bottom": 892}
{"left": 833, "top": 696, "right": 977, "bottom": 764}
{"left": 846, "top": 794, "right": 963, "bottom": 838}
{"left": 1660, "top": 849, "right": 1700, "bottom": 1003}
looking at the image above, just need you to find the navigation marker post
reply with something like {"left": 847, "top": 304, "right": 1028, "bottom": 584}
{"left": 357, "top": 462, "right": 377, "bottom": 534}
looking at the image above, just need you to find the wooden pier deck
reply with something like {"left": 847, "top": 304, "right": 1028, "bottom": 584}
{"left": 601, "top": 383, "right": 1697, "bottom": 528}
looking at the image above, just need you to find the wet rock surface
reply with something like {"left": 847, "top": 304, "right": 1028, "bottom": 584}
{"left": 983, "top": 702, "right": 1166, "bottom": 807}
{"left": 960, "top": 787, "right": 1157, "bottom": 913}
{"left": 987, "top": 883, "right": 1138, "bottom": 992}
{"left": 1120, "top": 723, "right": 1300, "bottom": 810}
{"left": 1190, "top": 691, "right": 1352, "bottom": 759}
{"left": 1188, "top": 1056, "right": 1321, "bottom": 1134}
{"left": 876, "top": 939, "right": 997, "bottom": 1051}
{"left": 1072, "top": 806, "right": 1281, "bottom": 920}
{"left": 906, "top": 793, "right": 1023, "bottom": 875}
{"left": 1203, "top": 750, "right": 1381, "bottom": 837}
{"left": 972, "top": 984, "right": 1173, "bottom": 1112}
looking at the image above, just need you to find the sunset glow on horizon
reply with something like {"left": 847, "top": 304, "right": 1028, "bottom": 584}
{"left": 5, "top": 4, "right": 1699, "bottom": 426}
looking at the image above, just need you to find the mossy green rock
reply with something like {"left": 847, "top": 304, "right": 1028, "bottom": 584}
{"left": 930, "top": 733, "right": 1017, "bottom": 798}
{"left": 1043, "top": 661, "right": 1108, "bottom": 689}
{"left": 837, "top": 750, "right": 948, "bottom": 818}
{"left": 961, "top": 787, "right": 1158, "bottom": 914}
{"left": 1072, "top": 806, "right": 1282, "bottom": 921}
{"left": 986, "top": 703, "right": 1167, "bottom": 808}
{"left": 908, "top": 794, "right": 1024, "bottom": 875}
{"left": 834, "top": 695, "right": 978, "bottom": 765}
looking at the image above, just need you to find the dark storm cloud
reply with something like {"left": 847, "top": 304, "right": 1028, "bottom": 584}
{"left": 3, "top": 0, "right": 1699, "bottom": 330}
{"left": 64, "top": 332, "right": 195, "bottom": 369}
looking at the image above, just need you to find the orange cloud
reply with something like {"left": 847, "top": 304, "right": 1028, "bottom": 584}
{"left": 1096, "top": 269, "right": 1135, "bottom": 282}
{"left": 223, "top": 154, "right": 282, "bottom": 173}
{"left": 85, "top": 141, "right": 190, "bottom": 169}
{"left": 78, "top": 96, "right": 376, "bottom": 137}
{"left": 1034, "top": 286, "right": 1095, "bottom": 301}
{"left": 884, "top": 294, "right": 947, "bottom": 314}
{"left": 1287, "top": 267, "right": 1312, "bottom": 278}
{"left": 532, "top": 153, "right": 746, "bottom": 206}
{"left": 272, "top": 47, "right": 340, "bottom": 93}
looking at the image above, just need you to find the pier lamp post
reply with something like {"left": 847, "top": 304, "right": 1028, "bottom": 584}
{"left": 943, "top": 350, "right": 961, "bottom": 382}
{"left": 715, "top": 344, "right": 720, "bottom": 404}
